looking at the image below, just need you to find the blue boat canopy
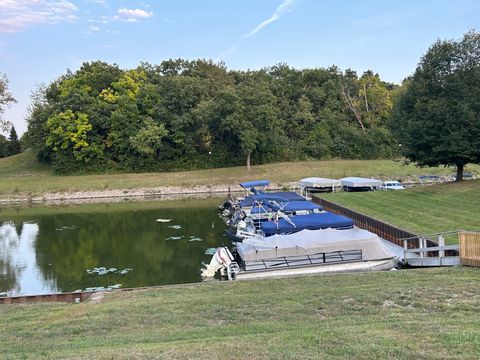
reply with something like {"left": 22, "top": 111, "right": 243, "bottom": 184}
{"left": 239, "top": 193, "right": 290, "bottom": 207}
{"left": 239, "top": 180, "right": 270, "bottom": 188}
{"left": 278, "top": 201, "right": 320, "bottom": 212}
{"left": 260, "top": 212, "right": 354, "bottom": 236}
{"left": 251, "top": 201, "right": 322, "bottom": 213}
{"left": 265, "top": 192, "right": 306, "bottom": 201}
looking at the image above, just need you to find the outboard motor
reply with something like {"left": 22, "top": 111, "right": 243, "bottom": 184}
{"left": 201, "top": 247, "right": 235, "bottom": 279}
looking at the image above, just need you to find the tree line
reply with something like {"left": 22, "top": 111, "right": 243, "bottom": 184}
{"left": 4, "top": 31, "right": 479, "bottom": 178}
{"left": 21, "top": 60, "right": 398, "bottom": 173}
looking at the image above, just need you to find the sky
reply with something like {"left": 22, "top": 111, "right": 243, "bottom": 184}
{"left": 0, "top": 0, "right": 479, "bottom": 135}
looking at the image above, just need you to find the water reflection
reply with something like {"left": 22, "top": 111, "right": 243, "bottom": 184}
{"left": 0, "top": 199, "right": 226, "bottom": 296}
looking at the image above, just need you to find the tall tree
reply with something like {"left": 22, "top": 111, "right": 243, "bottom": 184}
{"left": 391, "top": 31, "right": 480, "bottom": 181}
{"left": 0, "top": 134, "right": 8, "bottom": 158}
{"left": 7, "top": 126, "right": 21, "bottom": 156}
{"left": 0, "top": 73, "right": 16, "bottom": 134}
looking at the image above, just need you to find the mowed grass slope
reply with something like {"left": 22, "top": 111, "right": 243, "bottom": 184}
{"left": 1, "top": 151, "right": 479, "bottom": 195}
{"left": 319, "top": 180, "right": 480, "bottom": 240}
{"left": 2, "top": 268, "right": 480, "bottom": 359}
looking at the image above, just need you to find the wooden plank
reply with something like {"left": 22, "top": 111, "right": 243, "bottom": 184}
{"left": 459, "top": 231, "right": 480, "bottom": 267}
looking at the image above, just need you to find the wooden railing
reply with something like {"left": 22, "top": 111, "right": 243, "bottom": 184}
{"left": 312, "top": 196, "right": 433, "bottom": 247}
{"left": 459, "top": 231, "right": 480, "bottom": 267}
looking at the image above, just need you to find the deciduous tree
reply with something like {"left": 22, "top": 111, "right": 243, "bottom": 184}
{"left": 391, "top": 31, "right": 480, "bottom": 181}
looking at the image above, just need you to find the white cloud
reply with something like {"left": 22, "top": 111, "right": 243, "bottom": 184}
{"left": 92, "top": 0, "right": 108, "bottom": 5}
{"left": 115, "top": 8, "right": 153, "bottom": 23}
{"left": 242, "top": 0, "right": 297, "bottom": 39}
{"left": 0, "top": 0, "right": 78, "bottom": 33}
{"left": 84, "top": 25, "right": 100, "bottom": 34}
{"left": 219, "top": 0, "right": 298, "bottom": 60}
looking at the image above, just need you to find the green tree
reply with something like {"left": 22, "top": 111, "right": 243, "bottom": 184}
{"left": 391, "top": 31, "right": 480, "bottom": 181}
{"left": 0, "top": 134, "right": 8, "bottom": 158}
{"left": 0, "top": 73, "right": 16, "bottom": 134}
{"left": 7, "top": 125, "right": 21, "bottom": 156}
{"left": 45, "top": 110, "right": 103, "bottom": 164}
{"left": 340, "top": 70, "right": 393, "bottom": 130}
{"left": 129, "top": 119, "right": 168, "bottom": 156}
{"left": 221, "top": 74, "right": 280, "bottom": 170}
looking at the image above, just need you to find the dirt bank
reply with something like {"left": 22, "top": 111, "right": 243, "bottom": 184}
{"left": 0, "top": 183, "right": 292, "bottom": 205}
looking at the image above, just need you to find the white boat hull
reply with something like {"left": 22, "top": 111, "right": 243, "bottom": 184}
{"left": 233, "top": 257, "right": 398, "bottom": 281}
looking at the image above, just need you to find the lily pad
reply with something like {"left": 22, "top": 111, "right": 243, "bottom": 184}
{"left": 168, "top": 225, "right": 182, "bottom": 230}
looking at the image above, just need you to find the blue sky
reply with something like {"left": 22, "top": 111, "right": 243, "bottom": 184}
{"left": 1, "top": 0, "right": 479, "bottom": 134}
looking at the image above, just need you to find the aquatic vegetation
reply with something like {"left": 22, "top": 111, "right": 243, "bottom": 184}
{"left": 168, "top": 225, "right": 182, "bottom": 230}
{"left": 86, "top": 267, "right": 133, "bottom": 276}
{"left": 55, "top": 225, "right": 77, "bottom": 231}
{"left": 204, "top": 248, "right": 218, "bottom": 255}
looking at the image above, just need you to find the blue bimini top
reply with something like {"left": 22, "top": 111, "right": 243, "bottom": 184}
{"left": 263, "top": 192, "right": 306, "bottom": 201}
{"left": 260, "top": 212, "right": 354, "bottom": 236}
{"left": 239, "top": 193, "right": 290, "bottom": 207}
{"left": 239, "top": 180, "right": 271, "bottom": 188}
{"left": 251, "top": 201, "right": 322, "bottom": 214}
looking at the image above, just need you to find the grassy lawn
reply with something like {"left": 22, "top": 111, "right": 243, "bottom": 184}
{"left": 1, "top": 150, "right": 479, "bottom": 196}
{"left": 1, "top": 267, "right": 480, "bottom": 359}
{"left": 318, "top": 180, "right": 480, "bottom": 243}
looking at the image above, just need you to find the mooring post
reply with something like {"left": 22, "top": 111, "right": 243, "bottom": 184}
{"left": 438, "top": 234, "right": 445, "bottom": 265}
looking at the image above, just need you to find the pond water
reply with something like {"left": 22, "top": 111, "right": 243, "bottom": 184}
{"left": 0, "top": 197, "right": 227, "bottom": 296}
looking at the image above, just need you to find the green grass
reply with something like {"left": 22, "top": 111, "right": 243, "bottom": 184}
{"left": 318, "top": 180, "right": 480, "bottom": 243}
{"left": 1, "top": 268, "right": 480, "bottom": 359}
{"left": 1, "top": 151, "right": 479, "bottom": 197}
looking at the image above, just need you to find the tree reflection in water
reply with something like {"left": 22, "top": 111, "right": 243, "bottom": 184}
{"left": 0, "top": 200, "right": 226, "bottom": 296}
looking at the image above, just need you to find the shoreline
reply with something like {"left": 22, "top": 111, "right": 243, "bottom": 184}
{"left": 0, "top": 183, "right": 290, "bottom": 206}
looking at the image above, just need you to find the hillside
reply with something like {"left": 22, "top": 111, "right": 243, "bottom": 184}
{"left": 1, "top": 151, "right": 479, "bottom": 198}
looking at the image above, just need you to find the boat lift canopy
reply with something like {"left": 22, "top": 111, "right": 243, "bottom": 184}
{"left": 298, "top": 177, "right": 341, "bottom": 188}
{"left": 340, "top": 177, "right": 382, "bottom": 188}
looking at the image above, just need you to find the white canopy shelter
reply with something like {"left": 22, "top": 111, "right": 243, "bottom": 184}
{"left": 298, "top": 177, "right": 341, "bottom": 188}
{"left": 340, "top": 177, "right": 382, "bottom": 188}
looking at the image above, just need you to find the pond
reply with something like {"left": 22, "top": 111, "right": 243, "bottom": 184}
{"left": 0, "top": 197, "right": 227, "bottom": 296}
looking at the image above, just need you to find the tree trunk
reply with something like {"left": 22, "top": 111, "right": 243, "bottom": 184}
{"left": 363, "top": 84, "right": 369, "bottom": 113}
{"left": 341, "top": 86, "right": 366, "bottom": 131}
{"left": 455, "top": 163, "right": 464, "bottom": 182}
{"left": 246, "top": 152, "right": 251, "bottom": 171}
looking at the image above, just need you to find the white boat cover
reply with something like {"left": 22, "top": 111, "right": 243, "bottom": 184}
{"left": 340, "top": 177, "right": 382, "bottom": 188}
{"left": 237, "top": 228, "right": 395, "bottom": 262}
{"left": 298, "top": 177, "right": 341, "bottom": 188}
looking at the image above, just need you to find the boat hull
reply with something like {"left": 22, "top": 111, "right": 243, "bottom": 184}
{"left": 232, "top": 257, "right": 398, "bottom": 281}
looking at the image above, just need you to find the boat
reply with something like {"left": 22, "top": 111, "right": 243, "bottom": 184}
{"left": 221, "top": 181, "right": 354, "bottom": 242}
{"left": 219, "top": 180, "right": 306, "bottom": 219}
{"left": 202, "top": 227, "right": 399, "bottom": 281}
